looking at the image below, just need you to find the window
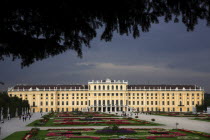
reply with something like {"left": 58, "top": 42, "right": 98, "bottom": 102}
{"left": 155, "top": 101, "right": 158, "bottom": 105}
{"left": 40, "top": 101, "right": 43, "bottom": 106}
{"left": 162, "top": 93, "right": 164, "bottom": 96}
{"left": 197, "top": 93, "right": 199, "bottom": 96}
{"left": 187, "top": 101, "right": 189, "bottom": 105}
{"left": 133, "top": 101, "right": 135, "bottom": 105}
{"left": 33, "top": 102, "right": 35, "bottom": 106}
{"left": 187, "top": 93, "right": 189, "bottom": 96}
{"left": 99, "top": 86, "right": 101, "bottom": 90}
{"left": 120, "top": 85, "right": 123, "bottom": 90}
{"left": 172, "top": 101, "right": 175, "bottom": 105}
{"left": 94, "top": 85, "right": 96, "bottom": 90}
{"left": 72, "top": 101, "right": 74, "bottom": 105}
{"left": 57, "top": 101, "right": 60, "bottom": 105}
{"left": 72, "top": 94, "right": 74, "bottom": 96}
{"left": 116, "top": 93, "right": 118, "bottom": 96}
{"left": 66, "top": 94, "right": 68, "bottom": 96}
{"left": 98, "top": 93, "right": 101, "bottom": 96}
{"left": 62, "top": 101, "right": 64, "bottom": 105}
{"left": 120, "top": 93, "right": 123, "bottom": 96}
{"left": 192, "top": 93, "right": 194, "bottom": 96}
{"left": 167, "top": 101, "right": 169, "bottom": 105}
{"left": 151, "top": 101, "right": 153, "bottom": 105}
{"left": 116, "top": 85, "right": 118, "bottom": 90}
{"left": 57, "top": 94, "right": 59, "bottom": 96}
{"left": 94, "top": 93, "right": 96, "bottom": 96}
{"left": 179, "top": 93, "right": 182, "bottom": 96}
{"left": 77, "top": 101, "right": 79, "bottom": 105}
{"left": 107, "top": 93, "right": 110, "bottom": 96}
{"left": 81, "top": 101, "right": 83, "bottom": 105}
{"left": 162, "top": 101, "right": 165, "bottom": 105}
{"left": 103, "top": 93, "right": 105, "bottom": 96}
{"left": 46, "top": 94, "right": 48, "bottom": 96}
{"left": 107, "top": 86, "right": 110, "bottom": 90}
{"left": 51, "top": 101, "right": 53, "bottom": 106}
{"left": 167, "top": 93, "right": 169, "bottom": 96}
{"left": 46, "top": 101, "right": 48, "bottom": 106}
{"left": 112, "top": 93, "right": 114, "bottom": 96}
{"left": 103, "top": 86, "right": 105, "bottom": 90}
{"left": 112, "top": 85, "right": 114, "bottom": 90}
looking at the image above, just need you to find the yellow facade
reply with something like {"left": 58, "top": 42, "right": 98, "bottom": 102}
{"left": 8, "top": 79, "right": 204, "bottom": 113}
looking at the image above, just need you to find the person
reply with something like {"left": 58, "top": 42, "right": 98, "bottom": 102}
{"left": 19, "top": 115, "right": 21, "bottom": 120}
{"left": 22, "top": 115, "right": 25, "bottom": 122}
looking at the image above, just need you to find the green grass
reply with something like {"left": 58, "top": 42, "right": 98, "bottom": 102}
{"left": 4, "top": 129, "right": 210, "bottom": 140}
{"left": 3, "top": 131, "right": 28, "bottom": 140}
{"left": 192, "top": 118, "right": 210, "bottom": 122}
{"left": 27, "top": 118, "right": 162, "bottom": 127}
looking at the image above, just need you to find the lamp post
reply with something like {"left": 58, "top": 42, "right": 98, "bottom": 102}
{"left": 176, "top": 122, "right": 179, "bottom": 129}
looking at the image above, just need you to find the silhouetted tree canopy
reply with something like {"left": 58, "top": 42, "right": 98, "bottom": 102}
{"left": 0, "top": 0, "right": 210, "bottom": 67}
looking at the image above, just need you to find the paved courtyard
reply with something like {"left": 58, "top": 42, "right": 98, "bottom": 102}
{"left": 0, "top": 112, "right": 210, "bottom": 139}
{"left": 115, "top": 112, "right": 210, "bottom": 133}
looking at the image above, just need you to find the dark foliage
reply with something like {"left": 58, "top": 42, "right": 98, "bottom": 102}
{"left": 0, "top": 91, "right": 30, "bottom": 118}
{"left": 0, "top": 0, "right": 210, "bottom": 67}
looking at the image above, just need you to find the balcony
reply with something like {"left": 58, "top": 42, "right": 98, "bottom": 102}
{"left": 178, "top": 104, "right": 184, "bottom": 106}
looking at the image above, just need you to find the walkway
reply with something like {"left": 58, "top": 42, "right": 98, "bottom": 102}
{"left": 0, "top": 113, "right": 46, "bottom": 139}
{"left": 114, "top": 112, "right": 210, "bottom": 133}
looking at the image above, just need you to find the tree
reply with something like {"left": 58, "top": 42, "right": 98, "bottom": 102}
{"left": 0, "top": 0, "right": 210, "bottom": 67}
{"left": 0, "top": 91, "right": 30, "bottom": 118}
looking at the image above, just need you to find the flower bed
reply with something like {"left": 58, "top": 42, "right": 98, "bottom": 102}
{"left": 22, "top": 128, "right": 40, "bottom": 140}
{"left": 178, "top": 129, "right": 210, "bottom": 138}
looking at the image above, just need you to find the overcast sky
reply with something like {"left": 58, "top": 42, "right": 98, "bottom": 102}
{"left": 0, "top": 18, "right": 210, "bottom": 92}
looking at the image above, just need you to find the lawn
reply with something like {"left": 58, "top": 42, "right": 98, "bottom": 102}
{"left": 4, "top": 128, "right": 210, "bottom": 140}
{"left": 192, "top": 117, "right": 210, "bottom": 122}
{"left": 27, "top": 117, "right": 161, "bottom": 126}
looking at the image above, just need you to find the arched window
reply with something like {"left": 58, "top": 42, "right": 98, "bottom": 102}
{"left": 99, "top": 85, "right": 101, "bottom": 90}
{"left": 89, "top": 85, "right": 90, "bottom": 90}
{"left": 112, "top": 85, "right": 114, "bottom": 90}
{"left": 120, "top": 85, "right": 123, "bottom": 90}
{"left": 180, "top": 101, "right": 182, "bottom": 105}
{"left": 107, "top": 85, "right": 110, "bottom": 90}
{"left": 103, "top": 85, "right": 105, "bottom": 90}
{"left": 94, "top": 85, "right": 96, "bottom": 90}
{"left": 116, "top": 85, "right": 118, "bottom": 90}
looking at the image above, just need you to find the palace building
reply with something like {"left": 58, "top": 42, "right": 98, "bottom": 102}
{"left": 8, "top": 79, "right": 204, "bottom": 113}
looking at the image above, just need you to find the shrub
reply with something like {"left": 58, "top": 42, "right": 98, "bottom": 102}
{"left": 151, "top": 118, "right": 155, "bottom": 122}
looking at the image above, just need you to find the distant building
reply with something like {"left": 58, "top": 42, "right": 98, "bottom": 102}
{"left": 8, "top": 78, "right": 204, "bottom": 113}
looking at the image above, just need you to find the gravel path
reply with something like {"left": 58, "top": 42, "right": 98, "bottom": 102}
{"left": 114, "top": 112, "right": 210, "bottom": 133}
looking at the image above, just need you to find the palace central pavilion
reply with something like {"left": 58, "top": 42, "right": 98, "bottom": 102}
{"left": 8, "top": 78, "right": 204, "bottom": 113}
